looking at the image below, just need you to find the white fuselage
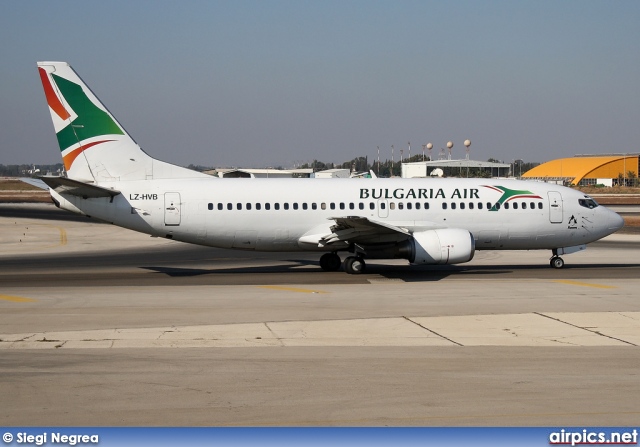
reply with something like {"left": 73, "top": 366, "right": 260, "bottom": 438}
{"left": 52, "top": 177, "right": 624, "bottom": 253}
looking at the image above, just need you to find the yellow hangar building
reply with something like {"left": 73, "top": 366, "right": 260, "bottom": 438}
{"left": 522, "top": 154, "right": 640, "bottom": 186}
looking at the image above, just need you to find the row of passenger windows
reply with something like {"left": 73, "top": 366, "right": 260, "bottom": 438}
{"left": 443, "top": 201, "right": 544, "bottom": 210}
{"left": 206, "top": 201, "right": 544, "bottom": 211}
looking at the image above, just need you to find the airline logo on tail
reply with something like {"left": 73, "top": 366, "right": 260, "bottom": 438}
{"left": 38, "top": 66, "right": 124, "bottom": 170}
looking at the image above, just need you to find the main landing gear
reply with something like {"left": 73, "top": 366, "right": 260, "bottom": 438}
{"left": 319, "top": 252, "right": 341, "bottom": 272}
{"left": 319, "top": 252, "right": 366, "bottom": 274}
{"left": 344, "top": 256, "right": 366, "bottom": 275}
{"left": 550, "top": 256, "right": 564, "bottom": 269}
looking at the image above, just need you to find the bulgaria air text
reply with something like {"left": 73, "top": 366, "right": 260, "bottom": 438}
{"left": 359, "top": 188, "right": 480, "bottom": 200}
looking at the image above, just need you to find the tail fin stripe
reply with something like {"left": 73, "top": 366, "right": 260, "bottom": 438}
{"left": 62, "top": 140, "right": 114, "bottom": 171}
{"left": 38, "top": 67, "right": 70, "bottom": 120}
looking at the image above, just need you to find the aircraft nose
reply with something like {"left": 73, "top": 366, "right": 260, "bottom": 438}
{"left": 609, "top": 211, "right": 624, "bottom": 232}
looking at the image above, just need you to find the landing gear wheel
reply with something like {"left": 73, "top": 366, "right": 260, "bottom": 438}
{"left": 344, "top": 256, "right": 366, "bottom": 274}
{"left": 550, "top": 256, "right": 564, "bottom": 269}
{"left": 319, "top": 252, "right": 341, "bottom": 271}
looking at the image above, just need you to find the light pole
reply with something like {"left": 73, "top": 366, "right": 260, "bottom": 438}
{"left": 464, "top": 139, "right": 471, "bottom": 177}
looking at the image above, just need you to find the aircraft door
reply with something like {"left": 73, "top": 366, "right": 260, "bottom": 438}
{"left": 548, "top": 191, "right": 563, "bottom": 223}
{"left": 164, "top": 192, "right": 181, "bottom": 226}
{"left": 378, "top": 200, "right": 389, "bottom": 218}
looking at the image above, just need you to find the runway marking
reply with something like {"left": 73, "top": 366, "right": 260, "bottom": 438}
{"left": 59, "top": 226, "right": 67, "bottom": 246}
{"left": 12, "top": 223, "right": 68, "bottom": 250}
{"left": 0, "top": 294, "right": 36, "bottom": 303}
{"left": 368, "top": 278, "right": 405, "bottom": 284}
{"left": 258, "top": 285, "right": 329, "bottom": 294}
{"left": 553, "top": 280, "right": 617, "bottom": 289}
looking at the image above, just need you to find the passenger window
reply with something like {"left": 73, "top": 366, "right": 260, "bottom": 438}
{"left": 398, "top": 202, "right": 404, "bottom": 210}
{"left": 275, "top": 203, "right": 280, "bottom": 210}
{"left": 415, "top": 203, "right": 421, "bottom": 210}
{"left": 495, "top": 203, "right": 501, "bottom": 210}
{"left": 302, "top": 203, "right": 307, "bottom": 210}
{"left": 237, "top": 203, "right": 242, "bottom": 210}
{"left": 265, "top": 203, "right": 270, "bottom": 210}
{"left": 451, "top": 203, "right": 457, "bottom": 210}
{"left": 246, "top": 203, "right": 252, "bottom": 210}
{"left": 218, "top": 203, "right": 223, "bottom": 210}
{"left": 390, "top": 202, "right": 396, "bottom": 210}
{"left": 487, "top": 202, "right": 492, "bottom": 209}
{"left": 442, "top": 203, "right": 448, "bottom": 210}
{"left": 208, "top": 203, "right": 213, "bottom": 210}
{"left": 284, "top": 203, "right": 289, "bottom": 210}
{"left": 513, "top": 202, "right": 518, "bottom": 210}
{"left": 530, "top": 202, "right": 535, "bottom": 209}
{"left": 359, "top": 203, "right": 364, "bottom": 210}
{"left": 469, "top": 202, "right": 474, "bottom": 210}
{"left": 407, "top": 203, "right": 412, "bottom": 210}
{"left": 321, "top": 203, "right": 327, "bottom": 210}
{"left": 478, "top": 202, "right": 483, "bottom": 210}
{"left": 312, "top": 203, "right": 317, "bottom": 210}
{"left": 504, "top": 203, "right": 509, "bottom": 210}
{"left": 339, "top": 203, "right": 345, "bottom": 210}
{"left": 460, "top": 203, "right": 465, "bottom": 210}
{"left": 349, "top": 203, "right": 355, "bottom": 210}
{"left": 330, "top": 203, "right": 336, "bottom": 210}
{"left": 227, "top": 203, "right": 232, "bottom": 210}
{"left": 381, "top": 203, "right": 386, "bottom": 210}
{"left": 425, "top": 202, "right": 429, "bottom": 210}
{"left": 256, "top": 203, "right": 261, "bottom": 210}
{"left": 293, "top": 203, "right": 298, "bottom": 210}
{"left": 369, "top": 202, "right": 375, "bottom": 210}
{"left": 538, "top": 202, "right": 543, "bottom": 209}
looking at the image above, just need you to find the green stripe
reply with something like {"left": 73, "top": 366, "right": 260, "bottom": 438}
{"left": 52, "top": 74, "right": 124, "bottom": 151}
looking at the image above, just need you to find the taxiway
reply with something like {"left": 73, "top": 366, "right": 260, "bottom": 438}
{"left": 1, "top": 203, "right": 639, "bottom": 426}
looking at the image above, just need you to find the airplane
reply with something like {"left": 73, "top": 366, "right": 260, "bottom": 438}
{"left": 33, "top": 61, "right": 624, "bottom": 274}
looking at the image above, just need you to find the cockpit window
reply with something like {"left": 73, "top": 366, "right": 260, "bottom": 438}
{"left": 578, "top": 197, "right": 599, "bottom": 209}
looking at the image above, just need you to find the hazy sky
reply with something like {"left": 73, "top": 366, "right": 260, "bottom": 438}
{"left": 2, "top": 1, "right": 639, "bottom": 168}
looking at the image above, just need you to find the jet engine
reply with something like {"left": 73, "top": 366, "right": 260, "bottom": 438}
{"left": 408, "top": 229, "right": 475, "bottom": 265}
{"left": 359, "top": 228, "right": 475, "bottom": 265}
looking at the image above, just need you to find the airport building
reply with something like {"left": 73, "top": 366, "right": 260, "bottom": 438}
{"left": 401, "top": 159, "right": 510, "bottom": 178}
{"left": 205, "top": 168, "right": 314, "bottom": 178}
{"left": 521, "top": 154, "right": 640, "bottom": 186}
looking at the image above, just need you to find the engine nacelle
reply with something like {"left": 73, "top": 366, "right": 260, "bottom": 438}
{"left": 409, "top": 229, "right": 475, "bottom": 265}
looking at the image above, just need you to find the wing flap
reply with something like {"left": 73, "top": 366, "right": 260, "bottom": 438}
{"left": 318, "top": 216, "right": 411, "bottom": 247}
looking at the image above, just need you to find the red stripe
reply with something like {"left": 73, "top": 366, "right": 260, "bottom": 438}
{"left": 38, "top": 67, "right": 70, "bottom": 121}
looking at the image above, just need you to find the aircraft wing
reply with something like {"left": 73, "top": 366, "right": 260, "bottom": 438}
{"left": 39, "top": 176, "right": 121, "bottom": 199}
{"left": 318, "top": 216, "right": 412, "bottom": 246}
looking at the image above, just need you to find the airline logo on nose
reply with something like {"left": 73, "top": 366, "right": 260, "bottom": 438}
{"left": 482, "top": 185, "right": 542, "bottom": 211}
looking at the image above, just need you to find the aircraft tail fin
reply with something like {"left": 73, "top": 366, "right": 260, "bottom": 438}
{"left": 37, "top": 62, "right": 207, "bottom": 182}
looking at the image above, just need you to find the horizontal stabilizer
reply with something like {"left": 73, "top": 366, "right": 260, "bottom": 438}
{"left": 19, "top": 177, "right": 49, "bottom": 190}
{"left": 40, "top": 176, "right": 121, "bottom": 199}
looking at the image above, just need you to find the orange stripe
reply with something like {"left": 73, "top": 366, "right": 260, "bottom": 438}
{"left": 38, "top": 67, "right": 70, "bottom": 120}
{"left": 62, "top": 140, "right": 114, "bottom": 170}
